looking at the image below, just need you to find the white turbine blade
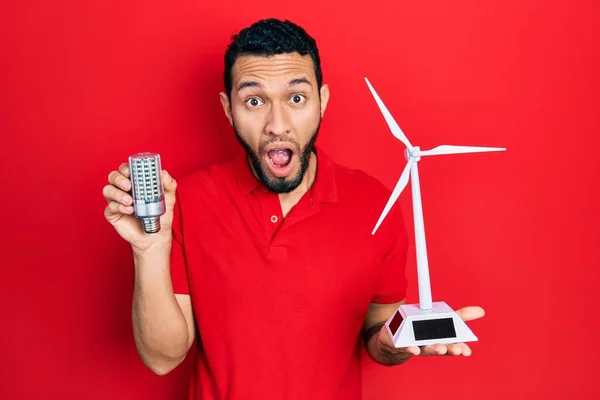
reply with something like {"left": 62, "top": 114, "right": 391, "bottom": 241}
{"left": 364, "top": 77, "right": 413, "bottom": 149}
{"left": 372, "top": 159, "right": 414, "bottom": 235}
{"left": 420, "top": 145, "right": 506, "bottom": 157}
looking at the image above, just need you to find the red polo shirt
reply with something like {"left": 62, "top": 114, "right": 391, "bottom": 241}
{"left": 169, "top": 146, "right": 408, "bottom": 400}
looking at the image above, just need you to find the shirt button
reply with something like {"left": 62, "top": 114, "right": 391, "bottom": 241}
{"left": 270, "top": 215, "right": 278, "bottom": 223}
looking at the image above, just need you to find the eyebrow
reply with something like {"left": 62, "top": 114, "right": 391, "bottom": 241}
{"left": 236, "top": 77, "right": 312, "bottom": 93}
{"left": 237, "top": 81, "right": 264, "bottom": 92}
{"left": 287, "top": 78, "right": 312, "bottom": 88}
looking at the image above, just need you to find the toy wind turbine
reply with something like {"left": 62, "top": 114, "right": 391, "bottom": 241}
{"left": 365, "top": 77, "right": 506, "bottom": 348}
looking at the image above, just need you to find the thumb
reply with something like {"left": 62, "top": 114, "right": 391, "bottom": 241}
{"left": 377, "top": 326, "right": 420, "bottom": 356}
{"left": 162, "top": 169, "right": 177, "bottom": 193}
{"left": 456, "top": 306, "right": 485, "bottom": 322}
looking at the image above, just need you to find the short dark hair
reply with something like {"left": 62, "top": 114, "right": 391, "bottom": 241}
{"left": 224, "top": 18, "right": 323, "bottom": 99}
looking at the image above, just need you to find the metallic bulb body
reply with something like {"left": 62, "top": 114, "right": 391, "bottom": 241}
{"left": 128, "top": 152, "right": 166, "bottom": 234}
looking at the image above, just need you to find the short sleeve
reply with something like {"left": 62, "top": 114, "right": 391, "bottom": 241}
{"left": 371, "top": 205, "right": 409, "bottom": 304}
{"left": 170, "top": 190, "right": 190, "bottom": 294}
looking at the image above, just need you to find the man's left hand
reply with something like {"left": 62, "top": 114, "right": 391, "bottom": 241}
{"left": 374, "top": 306, "right": 485, "bottom": 365}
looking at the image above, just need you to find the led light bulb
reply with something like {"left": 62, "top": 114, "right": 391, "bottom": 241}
{"left": 128, "top": 152, "right": 165, "bottom": 234}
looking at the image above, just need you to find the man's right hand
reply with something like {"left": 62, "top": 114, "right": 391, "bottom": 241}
{"left": 103, "top": 162, "right": 178, "bottom": 253}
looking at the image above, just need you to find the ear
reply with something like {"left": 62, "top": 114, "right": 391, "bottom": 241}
{"left": 319, "top": 84, "right": 330, "bottom": 117}
{"left": 219, "top": 92, "right": 233, "bottom": 126}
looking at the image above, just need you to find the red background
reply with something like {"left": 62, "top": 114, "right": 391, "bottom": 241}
{"left": 1, "top": 0, "right": 598, "bottom": 399}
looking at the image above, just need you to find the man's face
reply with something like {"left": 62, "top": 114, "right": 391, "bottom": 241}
{"left": 220, "top": 52, "right": 329, "bottom": 193}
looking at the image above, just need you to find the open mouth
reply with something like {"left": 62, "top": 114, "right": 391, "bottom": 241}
{"left": 265, "top": 147, "right": 294, "bottom": 178}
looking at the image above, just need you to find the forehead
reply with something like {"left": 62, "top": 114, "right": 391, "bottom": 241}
{"left": 231, "top": 53, "right": 316, "bottom": 87}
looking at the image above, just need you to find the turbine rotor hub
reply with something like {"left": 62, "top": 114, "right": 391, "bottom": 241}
{"left": 406, "top": 146, "right": 421, "bottom": 161}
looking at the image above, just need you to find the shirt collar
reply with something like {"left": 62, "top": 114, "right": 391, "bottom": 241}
{"left": 232, "top": 145, "right": 338, "bottom": 203}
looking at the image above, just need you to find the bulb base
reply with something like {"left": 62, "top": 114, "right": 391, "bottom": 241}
{"left": 142, "top": 217, "right": 161, "bottom": 234}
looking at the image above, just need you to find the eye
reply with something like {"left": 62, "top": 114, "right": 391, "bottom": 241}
{"left": 290, "top": 94, "right": 305, "bottom": 104}
{"left": 246, "top": 97, "right": 264, "bottom": 107}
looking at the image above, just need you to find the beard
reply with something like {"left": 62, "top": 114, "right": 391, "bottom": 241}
{"left": 233, "top": 119, "right": 321, "bottom": 194}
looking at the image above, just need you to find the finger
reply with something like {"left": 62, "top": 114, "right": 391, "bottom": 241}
{"left": 119, "top": 162, "right": 130, "bottom": 178}
{"left": 455, "top": 306, "right": 485, "bottom": 322}
{"left": 162, "top": 169, "right": 177, "bottom": 193}
{"left": 434, "top": 344, "right": 448, "bottom": 355}
{"left": 108, "top": 170, "right": 131, "bottom": 192}
{"left": 446, "top": 343, "right": 464, "bottom": 356}
{"left": 460, "top": 343, "right": 472, "bottom": 357}
{"left": 420, "top": 344, "right": 447, "bottom": 356}
{"left": 404, "top": 346, "right": 421, "bottom": 356}
{"left": 102, "top": 184, "right": 133, "bottom": 206}
{"left": 104, "top": 201, "right": 134, "bottom": 219}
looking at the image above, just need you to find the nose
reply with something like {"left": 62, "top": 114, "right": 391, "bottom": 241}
{"left": 264, "top": 102, "right": 291, "bottom": 137}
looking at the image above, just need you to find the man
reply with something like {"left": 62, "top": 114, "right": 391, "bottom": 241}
{"left": 103, "top": 18, "right": 484, "bottom": 400}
